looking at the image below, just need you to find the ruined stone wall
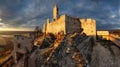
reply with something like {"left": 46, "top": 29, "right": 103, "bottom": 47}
{"left": 97, "top": 31, "right": 109, "bottom": 36}
{"left": 14, "top": 35, "right": 33, "bottom": 53}
{"left": 43, "top": 15, "right": 66, "bottom": 34}
{"left": 66, "top": 16, "right": 82, "bottom": 34}
{"left": 97, "top": 31, "right": 109, "bottom": 40}
{"left": 80, "top": 18, "right": 96, "bottom": 36}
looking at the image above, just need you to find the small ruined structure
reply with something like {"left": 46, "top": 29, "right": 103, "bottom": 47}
{"left": 97, "top": 31, "right": 109, "bottom": 36}
{"left": 97, "top": 31, "right": 109, "bottom": 40}
{"left": 12, "top": 35, "right": 34, "bottom": 66}
{"left": 42, "top": 5, "right": 96, "bottom": 36}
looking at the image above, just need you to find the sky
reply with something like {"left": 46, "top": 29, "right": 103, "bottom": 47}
{"left": 0, "top": 0, "right": 119, "bottom": 31}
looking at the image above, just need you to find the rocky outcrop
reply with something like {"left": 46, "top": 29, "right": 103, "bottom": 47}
{"left": 34, "top": 33, "right": 93, "bottom": 67}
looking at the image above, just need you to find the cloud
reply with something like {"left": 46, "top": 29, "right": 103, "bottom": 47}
{"left": 0, "top": 22, "right": 9, "bottom": 28}
{"left": 118, "top": 8, "right": 120, "bottom": 16}
{"left": 0, "top": 0, "right": 119, "bottom": 30}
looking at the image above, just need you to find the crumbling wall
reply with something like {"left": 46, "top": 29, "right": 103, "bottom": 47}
{"left": 97, "top": 31, "right": 109, "bottom": 40}
{"left": 14, "top": 35, "right": 33, "bottom": 53}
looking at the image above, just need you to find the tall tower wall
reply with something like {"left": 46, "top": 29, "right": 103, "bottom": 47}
{"left": 53, "top": 4, "right": 59, "bottom": 20}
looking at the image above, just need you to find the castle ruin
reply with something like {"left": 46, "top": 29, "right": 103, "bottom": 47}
{"left": 42, "top": 5, "right": 96, "bottom": 36}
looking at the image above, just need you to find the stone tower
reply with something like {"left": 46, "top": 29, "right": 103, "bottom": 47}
{"left": 53, "top": 4, "right": 59, "bottom": 21}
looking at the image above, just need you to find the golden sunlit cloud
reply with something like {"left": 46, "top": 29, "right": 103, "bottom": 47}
{"left": 0, "top": 28, "right": 33, "bottom": 31}
{"left": 0, "top": 18, "right": 33, "bottom": 31}
{"left": 0, "top": 18, "right": 2, "bottom": 21}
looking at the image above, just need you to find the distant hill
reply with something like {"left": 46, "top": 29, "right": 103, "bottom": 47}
{"left": 109, "top": 29, "right": 120, "bottom": 33}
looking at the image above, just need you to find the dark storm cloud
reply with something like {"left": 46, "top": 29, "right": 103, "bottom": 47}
{"left": 0, "top": 0, "right": 119, "bottom": 30}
